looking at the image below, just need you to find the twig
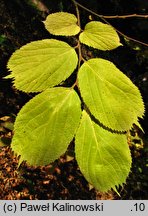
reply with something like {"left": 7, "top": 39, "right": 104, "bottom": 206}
{"left": 74, "top": 1, "right": 148, "bottom": 19}
{"left": 72, "top": 0, "right": 81, "bottom": 29}
{"left": 98, "top": 16, "right": 148, "bottom": 47}
{"left": 72, "top": 0, "right": 83, "bottom": 69}
{"left": 73, "top": 0, "right": 148, "bottom": 47}
{"left": 101, "top": 14, "right": 148, "bottom": 19}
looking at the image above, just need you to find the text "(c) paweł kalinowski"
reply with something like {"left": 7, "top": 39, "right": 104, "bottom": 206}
{"left": 20, "top": 202, "right": 104, "bottom": 212}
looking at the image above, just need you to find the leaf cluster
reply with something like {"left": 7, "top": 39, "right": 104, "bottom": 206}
{"left": 6, "top": 12, "right": 145, "bottom": 193}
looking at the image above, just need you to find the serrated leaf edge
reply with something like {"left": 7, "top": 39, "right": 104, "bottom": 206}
{"left": 79, "top": 21, "right": 122, "bottom": 51}
{"left": 6, "top": 39, "right": 78, "bottom": 93}
{"left": 43, "top": 12, "right": 80, "bottom": 36}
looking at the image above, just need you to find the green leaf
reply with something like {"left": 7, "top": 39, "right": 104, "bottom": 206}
{"left": 79, "top": 21, "right": 122, "bottom": 51}
{"left": 7, "top": 39, "right": 78, "bottom": 92}
{"left": 78, "top": 58, "right": 145, "bottom": 131}
{"left": 11, "top": 87, "right": 82, "bottom": 166}
{"left": 75, "top": 111, "right": 132, "bottom": 192}
{"left": 44, "top": 12, "right": 80, "bottom": 36}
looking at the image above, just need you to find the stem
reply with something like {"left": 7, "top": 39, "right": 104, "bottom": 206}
{"left": 74, "top": 1, "right": 148, "bottom": 19}
{"left": 72, "top": 0, "right": 82, "bottom": 69}
{"left": 72, "top": 0, "right": 81, "bottom": 29}
{"left": 73, "top": 0, "right": 148, "bottom": 47}
{"left": 99, "top": 16, "right": 148, "bottom": 47}
{"left": 101, "top": 14, "right": 148, "bottom": 19}
{"left": 71, "top": 0, "right": 84, "bottom": 90}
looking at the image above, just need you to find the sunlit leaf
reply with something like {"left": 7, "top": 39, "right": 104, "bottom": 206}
{"left": 78, "top": 58, "right": 144, "bottom": 131}
{"left": 44, "top": 12, "right": 80, "bottom": 36}
{"left": 79, "top": 21, "right": 122, "bottom": 50}
{"left": 11, "top": 87, "right": 82, "bottom": 166}
{"left": 75, "top": 111, "right": 131, "bottom": 192}
{"left": 7, "top": 39, "right": 78, "bottom": 92}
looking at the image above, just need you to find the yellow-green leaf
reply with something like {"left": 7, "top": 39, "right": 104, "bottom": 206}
{"left": 11, "top": 87, "right": 82, "bottom": 166}
{"left": 78, "top": 58, "right": 145, "bottom": 131}
{"left": 44, "top": 12, "right": 80, "bottom": 36}
{"left": 79, "top": 21, "right": 122, "bottom": 50}
{"left": 75, "top": 111, "right": 132, "bottom": 192}
{"left": 7, "top": 39, "right": 78, "bottom": 92}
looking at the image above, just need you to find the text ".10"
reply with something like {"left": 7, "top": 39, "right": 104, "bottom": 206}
{"left": 134, "top": 203, "right": 145, "bottom": 211}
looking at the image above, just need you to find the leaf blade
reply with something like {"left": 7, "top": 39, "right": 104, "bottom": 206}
{"left": 79, "top": 21, "right": 122, "bottom": 50}
{"left": 44, "top": 12, "right": 80, "bottom": 36}
{"left": 11, "top": 87, "right": 82, "bottom": 166}
{"left": 7, "top": 39, "right": 78, "bottom": 92}
{"left": 75, "top": 111, "right": 132, "bottom": 192}
{"left": 78, "top": 58, "right": 145, "bottom": 131}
